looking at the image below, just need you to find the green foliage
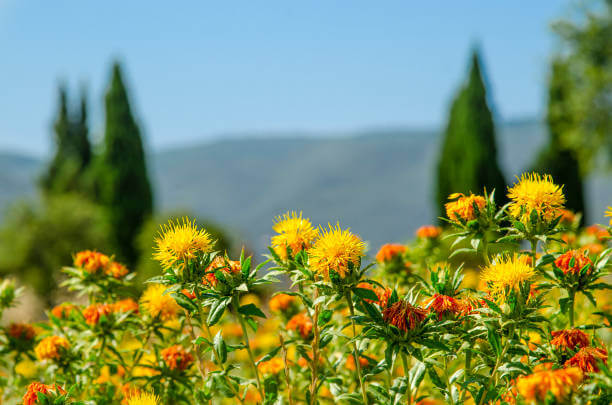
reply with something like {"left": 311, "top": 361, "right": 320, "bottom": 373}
{"left": 41, "top": 86, "right": 92, "bottom": 196}
{"left": 551, "top": 0, "right": 612, "bottom": 171}
{"left": 0, "top": 194, "right": 114, "bottom": 303}
{"left": 436, "top": 49, "right": 507, "bottom": 218}
{"left": 94, "top": 62, "right": 153, "bottom": 265}
{"left": 532, "top": 58, "right": 586, "bottom": 220}
{"left": 134, "top": 212, "right": 235, "bottom": 291}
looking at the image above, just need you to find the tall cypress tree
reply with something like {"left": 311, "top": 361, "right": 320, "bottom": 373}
{"left": 436, "top": 49, "right": 507, "bottom": 218}
{"left": 73, "top": 89, "right": 92, "bottom": 172}
{"left": 531, "top": 58, "right": 586, "bottom": 220}
{"left": 97, "top": 62, "right": 153, "bottom": 265}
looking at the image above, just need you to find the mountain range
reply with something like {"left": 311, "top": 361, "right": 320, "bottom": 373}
{"left": 1, "top": 119, "right": 610, "bottom": 255}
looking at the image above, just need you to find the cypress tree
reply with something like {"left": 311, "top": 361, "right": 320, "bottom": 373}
{"left": 41, "top": 85, "right": 92, "bottom": 195}
{"left": 97, "top": 62, "right": 153, "bottom": 265}
{"left": 436, "top": 49, "right": 507, "bottom": 219}
{"left": 531, "top": 58, "right": 586, "bottom": 220}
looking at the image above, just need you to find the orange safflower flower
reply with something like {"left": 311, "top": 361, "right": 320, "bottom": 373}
{"left": 269, "top": 293, "right": 297, "bottom": 312}
{"left": 113, "top": 298, "right": 140, "bottom": 314}
{"left": 516, "top": 367, "right": 582, "bottom": 402}
{"left": 585, "top": 224, "right": 610, "bottom": 240}
{"left": 551, "top": 329, "right": 590, "bottom": 351}
{"left": 558, "top": 209, "right": 576, "bottom": 224}
{"left": 554, "top": 250, "right": 593, "bottom": 276}
{"left": 445, "top": 193, "right": 486, "bottom": 222}
{"left": 416, "top": 225, "right": 442, "bottom": 239}
{"left": 382, "top": 301, "right": 428, "bottom": 332}
{"left": 121, "top": 384, "right": 142, "bottom": 405}
{"left": 356, "top": 282, "right": 392, "bottom": 308}
{"left": 51, "top": 303, "right": 76, "bottom": 319}
{"left": 106, "top": 261, "right": 129, "bottom": 278}
{"left": 346, "top": 354, "right": 369, "bottom": 371}
{"left": 202, "top": 256, "right": 241, "bottom": 287}
{"left": 83, "top": 303, "right": 114, "bottom": 325}
{"left": 423, "top": 294, "right": 461, "bottom": 320}
{"left": 161, "top": 345, "right": 194, "bottom": 371}
{"left": 565, "top": 346, "right": 608, "bottom": 373}
{"left": 257, "top": 357, "right": 285, "bottom": 375}
{"left": 74, "top": 250, "right": 110, "bottom": 273}
{"left": 23, "top": 382, "right": 66, "bottom": 405}
{"left": 583, "top": 243, "right": 604, "bottom": 256}
{"left": 376, "top": 244, "right": 406, "bottom": 263}
{"left": 287, "top": 312, "right": 314, "bottom": 339}
{"left": 7, "top": 323, "right": 36, "bottom": 340}
{"left": 35, "top": 336, "right": 70, "bottom": 360}
{"left": 181, "top": 289, "right": 196, "bottom": 300}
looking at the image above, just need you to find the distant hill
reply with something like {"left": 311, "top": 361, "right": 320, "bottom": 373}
{"left": 2, "top": 119, "right": 610, "bottom": 256}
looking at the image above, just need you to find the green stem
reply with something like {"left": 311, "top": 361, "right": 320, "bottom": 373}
{"left": 401, "top": 351, "right": 412, "bottom": 405}
{"left": 460, "top": 349, "right": 472, "bottom": 402}
{"left": 345, "top": 290, "right": 369, "bottom": 405}
{"left": 309, "top": 288, "right": 321, "bottom": 405}
{"left": 568, "top": 289, "right": 576, "bottom": 327}
{"left": 233, "top": 294, "right": 264, "bottom": 399}
{"left": 481, "top": 237, "right": 491, "bottom": 266}
{"left": 529, "top": 239, "right": 538, "bottom": 264}
{"left": 478, "top": 326, "right": 513, "bottom": 405}
{"left": 129, "top": 327, "right": 152, "bottom": 377}
{"left": 443, "top": 357, "right": 455, "bottom": 405}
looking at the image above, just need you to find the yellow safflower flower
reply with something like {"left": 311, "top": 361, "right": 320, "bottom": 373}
{"left": 154, "top": 217, "right": 214, "bottom": 269}
{"left": 308, "top": 223, "right": 365, "bottom": 279}
{"left": 126, "top": 392, "right": 159, "bottom": 405}
{"left": 507, "top": 173, "right": 565, "bottom": 223}
{"left": 271, "top": 211, "right": 319, "bottom": 260}
{"left": 35, "top": 336, "right": 69, "bottom": 361}
{"left": 140, "top": 284, "right": 181, "bottom": 321}
{"left": 481, "top": 255, "right": 535, "bottom": 298}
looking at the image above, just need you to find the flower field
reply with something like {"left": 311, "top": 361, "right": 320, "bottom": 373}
{"left": 1, "top": 172, "right": 611, "bottom": 405}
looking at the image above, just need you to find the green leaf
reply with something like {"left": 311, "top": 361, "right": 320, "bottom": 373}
{"left": 171, "top": 292, "right": 198, "bottom": 312}
{"left": 207, "top": 298, "right": 229, "bottom": 326}
{"left": 353, "top": 287, "right": 379, "bottom": 301}
{"left": 318, "top": 309, "right": 333, "bottom": 326}
{"left": 238, "top": 303, "right": 266, "bottom": 318}
{"left": 214, "top": 331, "right": 227, "bottom": 363}
{"left": 486, "top": 324, "right": 502, "bottom": 358}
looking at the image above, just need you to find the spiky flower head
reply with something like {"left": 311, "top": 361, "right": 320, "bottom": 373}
{"left": 507, "top": 173, "right": 565, "bottom": 223}
{"left": 565, "top": 346, "right": 608, "bottom": 373}
{"left": 7, "top": 323, "right": 36, "bottom": 340}
{"left": 554, "top": 249, "right": 593, "bottom": 276}
{"left": 287, "top": 312, "right": 314, "bottom": 339}
{"left": 308, "top": 223, "right": 365, "bottom": 279}
{"left": 416, "top": 225, "right": 442, "bottom": 239}
{"left": 22, "top": 382, "right": 66, "bottom": 405}
{"left": 140, "top": 284, "right": 180, "bottom": 321}
{"left": 382, "top": 300, "right": 428, "bottom": 332}
{"left": 257, "top": 357, "right": 284, "bottom": 375}
{"left": 82, "top": 303, "right": 114, "bottom": 326}
{"left": 445, "top": 193, "right": 487, "bottom": 222}
{"left": 551, "top": 329, "right": 590, "bottom": 351}
{"left": 606, "top": 206, "right": 612, "bottom": 226}
{"left": 481, "top": 255, "right": 536, "bottom": 298}
{"left": 423, "top": 293, "right": 462, "bottom": 320}
{"left": 126, "top": 392, "right": 160, "bottom": 405}
{"left": 74, "top": 250, "right": 110, "bottom": 273}
{"left": 268, "top": 293, "right": 298, "bottom": 312}
{"left": 375, "top": 243, "right": 406, "bottom": 263}
{"left": 271, "top": 211, "right": 319, "bottom": 260}
{"left": 516, "top": 367, "right": 582, "bottom": 402}
{"left": 154, "top": 218, "right": 214, "bottom": 270}
{"left": 161, "top": 345, "right": 194, "bottom": 371}
{"left": 35, "top": 336, "right": 70, "bottom": 361}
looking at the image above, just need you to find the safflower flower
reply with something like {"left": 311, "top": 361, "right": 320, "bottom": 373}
{"left": 287, "top": 312, "right": 314, "bottom": 339}
{"left": 257, "top": 357, "right": 285, "bottom": 375}
{"left": 154, "top": 217, "right": 214, "bottom": 270}
{"left": 126, "top": 392, "right": 160, "bottom": 405}
{"left": 7, "top": 323, "right": 36, "bottom": 340}
{"left": 416, "top": 225, "right": 442, "bottom": 239}
{"left": 554, "top": 249, "right": 593, "bottom": 276}
{"left": 161, "top": 345, "right": 194, "bottom": 371}
{"left": 507, "top": 172, "right": 565, "bottom": 223}
{"left": 269, "top": 293, "right": 297, "bottom": 312}
{"left": 516, "top": 367, "right": 581, "bottom": 402}
{"left": 356, "top": 282, "right": 391, "bottom": 308}
{"left": 375, "top": 243, "right": 406, "bottom": 263}
{"left": 35, "top": 336, "right": 69, "bottom": 361}
{"left": 565, "top": 346, "right": 608, "bottom": 373}
{"left": 83, "top": 303, "right": 114, "bottom": 325}
{"left": 423, "top": 293, "right": 462, "bottom": 319}
{"left": 74, "top": 250, "right": 110, "bottom": 273}
{"left": 308, "top": 223, "right": 365, "bottom": 279}
{"left": 445, "top": 193, "right": 486, "bottom": 222}
{"left": 271, "top": 211, "right": 319, "bottom": 260}
{"left": 22, "top": 382, "right": 66, "bottom": 405}
{"left": 140, "top": 284, "right": 181, "bottom": 321}
{"left": 382, "top": 300, "right": 428, "bottom": 332}
{"left": 202, "top": 256, "right": 241, "bottom": 287}
{"left": 551, "top": 329, "right": 590, "bottom": 351}
{"left": 481, "top": 255, "right": 535, "bottom": 298}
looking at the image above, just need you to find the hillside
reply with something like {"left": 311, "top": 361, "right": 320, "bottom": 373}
{"left": 2, "top": 120, "right": 610, "bottom": 255}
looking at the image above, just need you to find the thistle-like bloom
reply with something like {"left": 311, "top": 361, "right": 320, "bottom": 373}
{"left": 7, "top": 323, "right": 36, "bottom": 340}
{"left": 507, "top": 173, "right": 565, "bottom": 223}
{"left": 382, "top": 300, "right": 428, "bottom": 332}
{"left": 51, "top": 303, "right": 76, "bottom": 319}
{"left": 516, "top": 367, "right": 582, "bottom": 403}
{"left": 161, "top": 345, "right": 194, "bottom": 371}
{"left": 257, "top": 357, "right": 284, "bottom": 375}
{"left": 74, "top": 250, "right": 110, "bottom": 273}
{"left": 35, "top": 336, "right": 70, "bottom": 361}
{"left": 269, "top": 293, "right": 297, "bottom": 312}
{"left": 554, "top": 249, "right": 593, "bottom": 276}
{"left": 106, "top": 261, "right": 129, "bottom": 278}
{"left": 445, "top": 193, "right": 486, "bottom": 222}
{"left": 83, "top": 303, "right": 114, "bottom": 326}
{"left": 423, "top": 294, "right": 462, "bottom": 320}
{"left": 140, "top": 284, "right": 181, "bottom": 321}
{"left": 22, "top": 382, "right": 66, "bottom": 405}
{"left": 356, "top": 282, "right": 392, "bottom": 308}
{"left": 308, "top": 223, "right": 365, "bottom": 279}
{"left": 126, "top": 392, "right": 160, "bottom": 405}
{"left": 565, "top": 346, "right": 608, "bottom": 373}
{"left": 551, "top": 329, "right": 590, "bottom": 351}
{"left": 271, "top": 211, "right": 319, "bottom": 260}
{"left": 606, "top": 206, "right": 612, "bottom": 226}
{"left": 481, "top": 255, "right": 536, "bottom": 298}
{"left": 558, "top": 209, "right": 576, "bottom": 225}
{"left": 113, "top": 298, "right": 140, "bottom": 314}
{"left": 287, "top": 312, "right": 314, "bottom": 339}
{"left": 153, "top": 218, "right": 214, "bottom": 270}
{"left": 202, "top": 256, "right": 241, "bottom": 287}
{"left": 416, "top": 225, "right": 442, "bottom": 239}
{"left": 375, "top": 243, "right": 406, "bottom": 263}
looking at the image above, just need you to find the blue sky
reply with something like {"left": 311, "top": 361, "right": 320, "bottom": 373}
{"left": 1, "top": 1, "right": 571, "bottom": 156}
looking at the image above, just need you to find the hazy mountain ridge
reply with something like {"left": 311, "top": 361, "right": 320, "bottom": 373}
{"left": 2, "top": 120, "right": 610, "bottom": 255}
